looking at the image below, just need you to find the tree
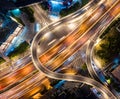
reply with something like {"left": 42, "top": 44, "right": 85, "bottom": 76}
{"left": 40, "top": 84, "right": 48, "bottom": 95}
{"left": 0, "top": 48, "right": 10, "bottom": 62}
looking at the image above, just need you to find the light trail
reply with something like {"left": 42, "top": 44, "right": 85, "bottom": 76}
{"left": 32, "top": 0, "right": 120, "bottom": 99}
{"left": 0, "top": 0, "right": 100, "bottom": 98}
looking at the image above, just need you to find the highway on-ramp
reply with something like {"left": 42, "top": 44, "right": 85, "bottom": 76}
{"left": 0, "top": 0, "right": 100, "bottom": 98}
{"left": 32, "top": 0, "right": 120, "bottom": 99}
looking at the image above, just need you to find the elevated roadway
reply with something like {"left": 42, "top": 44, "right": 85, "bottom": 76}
{"left": 86, "top": 14, "right": 120, "bottom": 98}
{"left": 31, "top": 0, "right": 120, "bottom": 99}
{"left": 0, "top": 0, "right": 97, "bottom": 91}
{"left": 0, "top": 0, "right": 100, "bottom": 98}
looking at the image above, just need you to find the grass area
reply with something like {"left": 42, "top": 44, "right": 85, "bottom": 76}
{"left": 94, "top": 17, "right": 120, "bottom": 67}
{"left": 20, "top": 7, "right": 35, "bottom": 23}
{"left": 8, "top": 41, "right": 29, "bottom": 59}
{"left": 0, "top": 57, "right": 5, "bottom": 64}
{"left": 60, "top": 2, "right": 81, "bottom": 17}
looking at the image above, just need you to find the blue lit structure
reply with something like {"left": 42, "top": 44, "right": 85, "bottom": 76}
{"left": 48, "top": 0, "right": 81, "bottom": 17}
{"left": 11, "top": 9, "right": 21, "bottom": 17}
{"left": 54, "top": 80, "right": 66, "bottom": 88}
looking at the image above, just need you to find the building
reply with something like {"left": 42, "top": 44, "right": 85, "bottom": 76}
{"left": 112, "top": 65, "right": 120, "bottom": 82}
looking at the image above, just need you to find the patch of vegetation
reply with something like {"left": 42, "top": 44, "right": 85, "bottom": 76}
{"left": 40, "top": 84, "right": 48, "bottom": 95}
{"left": 49, "top": 79, "right": 60, "bottom": 86}
{"left": 8, "top": 41, "right": 29, "bottom": 59}
{"left": 10, "top": 12, "right": 25, "bottom": 26}
{"left": 82, "top": 0, "right": 89, "bottom": 7}
{"left": 40, "top": 1, "right": 49, "bottom": 11}
{"left": 0, "top": 57, "right": 5, "bottom": 64}
{"left": 0, "top": 27, "right": 10, "bottom": 45}
{"left": 60, "top": 2, "right": 81, "bottom": 17}
{"left": 100, "top": 17, "right": 120, "bottom": 38}
{"left": 81, "top": 63, "right": 87, "bottom": 70}
{"left": 20, "top": 7, "right": 35, "bottom": 23}
{"left": 94, "top": 17, "right": 120, "bottom": 67}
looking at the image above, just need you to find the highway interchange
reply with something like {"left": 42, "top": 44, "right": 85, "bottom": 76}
{"left": 0, "top": 0, "right": 120, "bottom": 98}
{"left": 32, "top": 0, "right": 120, "bottom": 99}
{"left": 0, "top": 0, "right": 97, "bottom": 98}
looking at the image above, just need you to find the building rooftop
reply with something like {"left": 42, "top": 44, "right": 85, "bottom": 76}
{"left": 112, "top": 65, "right": 120, "bottom": 82}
